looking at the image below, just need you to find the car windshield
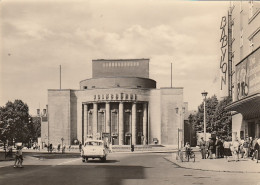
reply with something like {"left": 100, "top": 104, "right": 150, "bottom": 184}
{"left": 85, "top": 141, "right": 103, "bottom": 146}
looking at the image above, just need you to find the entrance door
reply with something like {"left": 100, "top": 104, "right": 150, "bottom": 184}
{"left": 248, "top": 122, "right": 255, "bottom": 138}
{"left": 125, "top": 136, "right": 131, "bottom": 145}
{"left": 111, "top": 111, "right": 119, "bottom": 145}
{"left": 88, "top": 111, "right": 93, "bottom": 136}
{"left": 124, "top": 112, "right": 131, "bottom": 145}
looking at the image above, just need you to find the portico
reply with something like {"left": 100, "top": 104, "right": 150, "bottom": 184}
{"left": 82, "top": 100, "right": 148, "bottom": 145}
{"left": 82, "top": 101, "right": 148, "bottom": 145}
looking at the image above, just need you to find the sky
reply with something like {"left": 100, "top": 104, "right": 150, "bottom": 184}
{"left": 0, "top": 0, "right": 229, "bottom": 115}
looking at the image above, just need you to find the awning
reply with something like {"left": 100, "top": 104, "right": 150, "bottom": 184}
{"left": 225, "top": 93, "right": 260, "bottom": 120}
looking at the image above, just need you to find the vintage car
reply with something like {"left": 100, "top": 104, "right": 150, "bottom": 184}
{"left": 81, "top": 140, "right": 109, "bottom": 162}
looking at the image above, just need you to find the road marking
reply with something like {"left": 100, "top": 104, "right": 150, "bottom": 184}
{"left": 0, "top": 165, "right": 11, "bottom": 168}
{"left": 54, "top": 158, "right": 81, "bottom": 166}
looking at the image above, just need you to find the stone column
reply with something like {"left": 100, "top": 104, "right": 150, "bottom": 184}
{"left": 132, "top": 102, "right": 137, "bottom": 145}
{"left": 143, "top": 102, "right": 148, "bottom": 145}
{"left": 255, "top": 123, "right": 260, "bottom": 138}
{"left": 93, "top": 103, "right": 98, "bottom": 139}
{"left": 84, "top": 104, "right": 88, "bottom": 142}
{"left": 105, "top": 102, "right": 111, "bottom": 134}
{"left": 119, "top": 102, "right": 124, "bottom": 145}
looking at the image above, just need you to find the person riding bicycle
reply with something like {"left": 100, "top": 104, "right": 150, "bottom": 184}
{"left": 185, "top": 142, "right": 191, "bottom": 158}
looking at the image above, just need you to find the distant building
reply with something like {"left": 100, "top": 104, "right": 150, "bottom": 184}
{"left": 225, "top": 1, "right": 260, "bottom": 140}
{"left": 42, "top": 59, "right": 188, "bottom": 146}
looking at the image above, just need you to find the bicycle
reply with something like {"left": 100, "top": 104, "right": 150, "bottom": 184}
{"left": 186, "top": 148, "right": 195, "bottom": 162}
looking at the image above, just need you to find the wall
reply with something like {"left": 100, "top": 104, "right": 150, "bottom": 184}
{"left": 149, "top": 89, "right": 161, "bottom": 144}
{"left": 160, "top": 88, "right": 184, "bottom": 145}
{"left": 80, "top": 77, "right": 156, "bottom": 90}
{"left": 48, "top": 90, "right": 71, "bottom": 146}
{"left": 92, "top": 59, "right": 149, "bottom": 78}
{"left": 232, "top": 113, "right": 243, "bottom": 141}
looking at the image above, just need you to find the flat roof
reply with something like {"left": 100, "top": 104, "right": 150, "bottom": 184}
{"left": 92, "top": 58, "right": 149, "bottom": 62}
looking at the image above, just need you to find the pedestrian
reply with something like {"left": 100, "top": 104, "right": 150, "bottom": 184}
{"left": 223, "top": 138, "right": 232, "bottom": 162}
{"left": 50, "top": 143, "right": 53, "bottom": 153}
{"left": 215, "top": 137, "right": 222, "bottom": 159}
{"left": 79, "top": 142, "right": 82, "bottom": 152}
{"left": 184, "top": 142, "right": 191, "bottom": 158}
{"left": 232, "top": 138, "right": 240, "bottom": 162}
{"left": 208, "top": 138, "right": 214, "bottom": 159}
{"left": 252, "top": 138, "right": 259, "bottom": 161}
{"left": 62, "top": 144, "right": 66, "bottom": 154}
{"left": 249, "top": 137, "right": 254, "bottom": 157}
{"left": 57, "top": 144, "right": 61, "bottom": 152}
{"left": 14, "top": 145, "right": 23, "bottom": 168}
{"left": 242, "top": 138, "right": 249, "bottom": 158}
{"left": 14, "top": 146, "right": 20, "bottom": 168}
{"left": 199, "top": 137, "right": 206, "bottom": 159}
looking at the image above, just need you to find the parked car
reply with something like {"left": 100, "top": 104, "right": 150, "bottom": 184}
{"left": 81, "top": 139, "right": 109, "bottom": 162}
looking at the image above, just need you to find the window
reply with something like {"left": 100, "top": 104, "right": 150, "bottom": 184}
{"left": 240, "top": 29, "right": 244, "bottom": 47}
{"left": 249, "top": 39, "right": 254, "bottom": 52}
{"left": 84, "top": 86, "right": 88, "bottom": 89}
{"left": 249, "top": 0, "right": 254, "bottom": 18}
{"left": 92, "top": 86, "right": 95, "bottom": 88}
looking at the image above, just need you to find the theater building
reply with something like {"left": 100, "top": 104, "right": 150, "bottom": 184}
{"left": 225, "top": 1, "right": 260, "bottom": 140}
{"left": 42, "top": 59, "right": 187, "bottom": 146}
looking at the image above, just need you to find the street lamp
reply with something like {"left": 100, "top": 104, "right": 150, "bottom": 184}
{"left": 201, "top": 91, "right": 208, "bottom": 140}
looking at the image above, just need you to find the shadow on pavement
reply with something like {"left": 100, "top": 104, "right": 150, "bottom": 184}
{"left": 0, "top": 164, "right": 146, "bottom": 185}
{"left": 86, "top": 159, "right": 119, "bottom": 163}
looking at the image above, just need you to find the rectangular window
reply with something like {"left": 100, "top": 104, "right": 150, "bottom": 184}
{"left": 249, "top": 39, "right": 254, "bottom": 52}
{"left": 240, "top": 29, "right": 244, "bottom": 47}
{"left": 84, "top": 86, "right": 88, "bottom": 89}
{"left": 249, "top": 0, "right": 253, "bottom": 18}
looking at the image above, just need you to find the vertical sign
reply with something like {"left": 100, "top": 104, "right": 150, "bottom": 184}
{"left": 219, "top": 16, "right": 229, "bottom": 98}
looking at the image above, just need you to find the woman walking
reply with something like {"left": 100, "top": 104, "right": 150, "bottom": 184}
{"left": 223, "top": 138, "right": 232, "bottom": 162}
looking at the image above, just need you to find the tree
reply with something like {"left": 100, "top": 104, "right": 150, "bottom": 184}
{"left": 213, "top": 96, "right": 232, "bottom": 138}
{"left": 27, "top": 116, "right": 41, "bottom": 142}
{"left": 191, "top": 95, "right": 232, "bottom": 139}
{"left": 194, "top": 95, "right": 219, "bottom": 133}
{"left": 0, "top": 100, "right": 30, "bottom": 144}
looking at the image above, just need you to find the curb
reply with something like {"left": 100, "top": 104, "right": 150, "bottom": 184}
{"left": 163, "top": 157, "right": 260, "bottom": 174}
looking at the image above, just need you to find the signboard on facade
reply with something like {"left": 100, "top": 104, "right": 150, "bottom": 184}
{"left": 219, "top": 16, "right": 229, "bottom": 97}
{"left": 236, "top": 47, "right": 260, "bottom": 100}
{"left": 94, "top": 93, "right": 137, "bottom": 101}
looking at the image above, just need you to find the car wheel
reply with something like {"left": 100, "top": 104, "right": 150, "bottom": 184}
{"left": 82, "top": 158, "right": 86, "bottom": 163}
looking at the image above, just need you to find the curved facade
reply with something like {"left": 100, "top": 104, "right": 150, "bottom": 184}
{"left": 44, "top": 59, "right": 186, "bottom": 146}
{"left": 80, "top": 77, "right": 156, "bottom": 90}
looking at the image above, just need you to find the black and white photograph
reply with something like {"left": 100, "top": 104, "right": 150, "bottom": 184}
{"left": 0, "top": 0, "right": 260, "bottom": 184}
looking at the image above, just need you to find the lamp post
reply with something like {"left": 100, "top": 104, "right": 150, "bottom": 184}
{"left": 201, "top": 91, "right": 208, "bottom": 140}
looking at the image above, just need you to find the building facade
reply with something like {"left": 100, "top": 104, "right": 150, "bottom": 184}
{"left": 226, "top": 1, "right": 260, "bottom": 140}
{"left": 42, "top": 59, "right": 187, "bottom": 146}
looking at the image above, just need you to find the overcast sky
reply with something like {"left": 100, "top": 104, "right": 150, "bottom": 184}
{"left": 0, "top": 0, "right": 228, "bottom": 115}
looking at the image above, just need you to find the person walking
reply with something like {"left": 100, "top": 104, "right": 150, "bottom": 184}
{"left": 208, "top": 138, "right": 214, "bottom": 159}
{"left": 14, "top": 145, "right": 23, "bottom": 168}
{"left": 79, "top": 142, "right": 82, "bottom": 152}
{"left": 232, "top": 138, "right": 240, "bottom": 162}
{"left": 215, "top": 137, "right": 223, "bottom": 159}
{"left": 223, "top": 138, "right": 232, "bottom": 162}
{"left": 199, "top": 137, "right": 206, "bottom": 159}
{"left": 242, "top": 138, "right": 249, "bottom": 159}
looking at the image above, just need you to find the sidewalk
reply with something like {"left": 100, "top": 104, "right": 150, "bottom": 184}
{"left": 165, "top": 152, "right": 260, "bottom": 173}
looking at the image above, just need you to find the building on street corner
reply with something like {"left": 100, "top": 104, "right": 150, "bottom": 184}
{"left": 41, "top": 59, "right": 188, "bottom": 146}
{"left": 225, "top": 1, "right": 260, "bottom": 140}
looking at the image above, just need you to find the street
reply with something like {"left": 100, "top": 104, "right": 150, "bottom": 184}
{"left": 0, "top": 152, "right": 259, "bottom": 185}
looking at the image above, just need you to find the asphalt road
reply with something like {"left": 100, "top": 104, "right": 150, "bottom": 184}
{"left": 0, "top": 152, "right": 259, "bottom": 185}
